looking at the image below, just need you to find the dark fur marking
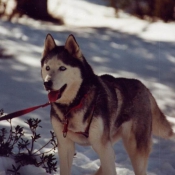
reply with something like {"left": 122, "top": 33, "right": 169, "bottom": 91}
{"left": 41, "top": 46, "right": 64, "bottom": 66}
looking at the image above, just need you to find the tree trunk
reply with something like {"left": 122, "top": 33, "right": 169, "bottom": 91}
{"left": 148, "top": 0, "right": 155, "bottom": 17}
{"left": 9, "top": 0, "right": 63, "bottom": 24}
{"left": 110, "top": 0, "right": 118, "bottom": 16}
{"left": 23, "top": 0, "right": 48, "bottom": 20}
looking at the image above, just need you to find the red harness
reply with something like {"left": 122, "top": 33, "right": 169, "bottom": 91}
{"left": 61, "top": 104, "right": 95, "bottom": 138}
{"left": 61, "top": 93, "right": 95, "bottom": 138}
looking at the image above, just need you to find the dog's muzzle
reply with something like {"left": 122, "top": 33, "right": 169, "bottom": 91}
{"left": 44, "top": 80, "right": 53, "bottom": 91}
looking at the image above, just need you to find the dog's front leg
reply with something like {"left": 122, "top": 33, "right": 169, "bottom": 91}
{"left": 92, "top": 141, "right": 116, "bottom": 175}
{"left": 52, "top": 117, "right": 75, "bottom": 175}
{"left": 89, "top": 118, "right": 116, "bottom": 175}
{"left": 57, "top": 137, "right": 75, "bottom": 175}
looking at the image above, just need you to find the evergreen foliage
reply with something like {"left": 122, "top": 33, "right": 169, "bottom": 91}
{"left": 0, "top": 110, "right": 57, "bottom": 175}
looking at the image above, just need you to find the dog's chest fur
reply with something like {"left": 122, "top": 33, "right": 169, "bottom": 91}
{"left": 51, "top": 103, "right": 94, "bottom": 145}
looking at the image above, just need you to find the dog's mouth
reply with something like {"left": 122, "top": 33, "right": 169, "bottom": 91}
{"left": 48, "top": 84, "right": 67, "bottom": 102}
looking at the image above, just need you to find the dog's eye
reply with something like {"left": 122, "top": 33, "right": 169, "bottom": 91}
{"left": 59, "top": 66, "right": 66, "bottom": 71}
{"left": 46, "top": 66, "right": 50, "bottom": 71}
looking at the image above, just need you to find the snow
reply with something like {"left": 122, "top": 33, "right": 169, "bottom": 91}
{"left": 0, "top": 0, "right": 175, "bottom": 174}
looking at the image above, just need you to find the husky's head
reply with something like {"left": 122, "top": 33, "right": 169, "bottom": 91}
{"left": 41, "top": 34, "right": 94, "bottom": 105}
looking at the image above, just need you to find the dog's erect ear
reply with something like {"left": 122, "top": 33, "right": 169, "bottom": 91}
{"left": 65, "top": 35, "right": 82, "bottom": 59}
{"left": 42, "top": 34, "right": 56, "bottom": 57}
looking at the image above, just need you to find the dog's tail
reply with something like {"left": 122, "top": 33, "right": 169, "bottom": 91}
{"left": 149, "top": 92, "right": 174, "bottom": 139}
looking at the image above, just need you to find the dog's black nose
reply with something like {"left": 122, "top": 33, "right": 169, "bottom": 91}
{"left": 44, "top": 80, "right": 53, "bottom": 90}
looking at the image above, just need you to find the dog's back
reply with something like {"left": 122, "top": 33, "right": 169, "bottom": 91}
{"left": 101, "top": 74, "right": 173, "bottom": 140}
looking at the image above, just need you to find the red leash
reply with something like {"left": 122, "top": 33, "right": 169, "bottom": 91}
{"left": 0, "top": 102, "right": 50, "bottom": 121}
{"left": 0, "top": 90, "right": 60, "bottom": 121}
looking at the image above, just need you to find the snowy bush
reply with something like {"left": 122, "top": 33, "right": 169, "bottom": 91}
{"left": 0, "top": 113, "right": 58, "bottom": 175}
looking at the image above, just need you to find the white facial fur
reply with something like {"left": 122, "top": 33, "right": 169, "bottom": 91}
{"left": 42, "top": 56, "right": 83, "bottom": 104}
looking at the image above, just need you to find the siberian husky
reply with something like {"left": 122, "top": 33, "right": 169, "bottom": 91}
{"left": 41, "top": 34, "right": 173, "bottom": 175}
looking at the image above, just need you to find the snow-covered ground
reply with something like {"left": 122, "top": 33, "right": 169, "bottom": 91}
{"left": 0, "top": 0, "right": 175, "bottom": 174}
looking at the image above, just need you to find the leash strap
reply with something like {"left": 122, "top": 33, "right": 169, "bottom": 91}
{"left": 0, "top": 102, "right": 50, "bottom": 121}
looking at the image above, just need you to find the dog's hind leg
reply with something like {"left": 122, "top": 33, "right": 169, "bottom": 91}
{"left": 121, "top": 121, "right": 152, "bottom": 175}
